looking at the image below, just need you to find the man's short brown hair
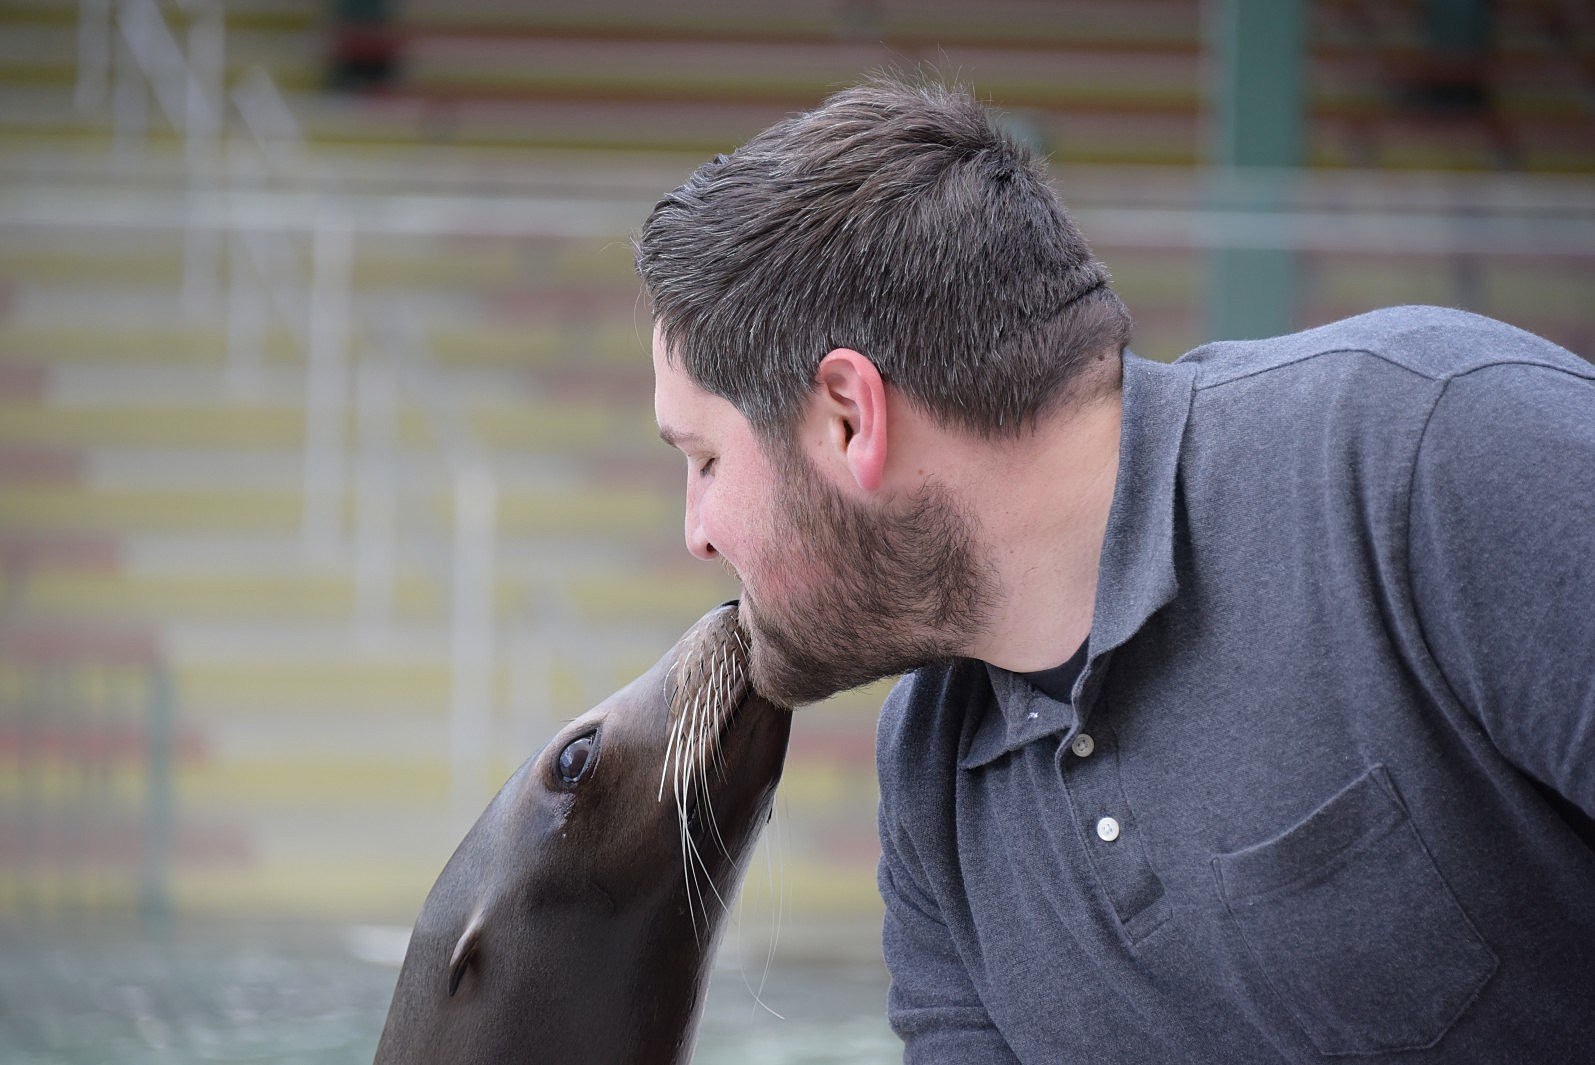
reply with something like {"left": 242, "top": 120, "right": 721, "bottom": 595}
{"left": 636, "top": 76, "right": 1131, "bottom": 444}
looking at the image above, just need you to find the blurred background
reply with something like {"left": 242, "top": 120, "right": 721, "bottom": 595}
{"left": 0, "top": 0, "right": 1591, "bottom": 1061}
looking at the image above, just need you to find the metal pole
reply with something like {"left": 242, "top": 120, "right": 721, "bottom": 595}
{"left": 183, "top": 1, "right": 225, "bottom": 160}
{"left": 448, "top": 466, "right": 497, "bottom": 835}
{"left": 140, "top": 663, "right": 174, "bottom": 926}
{"left": 1206, "top": 0, "right": 1306, "bottom": 341}
{"left": 225, "top": 227, "right": 267, "bottom": 394}
{"left": 110, "top": 3, "right": 148, "bottom": 159}
{"left": 302, "top": 218, "right": 352, "bottom": 560}
{"left": 354, "top": 344, "right": 399, "bottom": 637}
{"left": 76, "top": 0, "right": 113, "bottom": 113}
{"left": 181, "top": 0, "right": 226, "bottom": 316}
{"left": 509, "top": 583, "right": 564, "bottom": 761}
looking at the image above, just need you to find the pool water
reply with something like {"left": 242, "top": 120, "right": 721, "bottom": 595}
{"left": 0, "top": 920, "right": 899, "bottom": 1064}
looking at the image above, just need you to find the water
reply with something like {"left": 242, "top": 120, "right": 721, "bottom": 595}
{"left": 0, "top": 920, "right": 899, "bottom": 1064}
{"left": 696, "top": 952, "right": 898, "bottom": 1065}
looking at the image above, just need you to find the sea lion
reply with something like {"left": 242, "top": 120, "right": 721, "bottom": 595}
{"left": 374, "top": 601, "right": 791, "bottom": 1065}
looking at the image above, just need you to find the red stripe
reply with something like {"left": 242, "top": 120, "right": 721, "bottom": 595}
{"left": 0, "top": 535, "right": 120, "bottom": 572}
{"left": 0, "top": 823, "right": 252, "bottom": 866}
{"left": 0, "top": 363, "right": 46, "bottom": 401}
{"left": 0, "top": 447, "right": 85, "bottom": 485}
{"left": 0, "top": 626, "right": 158, "bottom": 664}
{"left": 0, "top": 723, "right": 207, "bottom": 764}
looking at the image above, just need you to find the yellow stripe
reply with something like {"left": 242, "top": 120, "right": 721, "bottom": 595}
{"left": 180, "top": 759, "right": 452, "bottom": 809}
{"left": 175, "top": 662, "right": 456, "bottom": 712}
{"left": 17, "top": 571, "right": 442, "bottom": 623}
{"left": 0, "top": 406, "right": 305, "bottom": 447}
{"left": 0, "top": 486, "right": 303, "bottom": 533}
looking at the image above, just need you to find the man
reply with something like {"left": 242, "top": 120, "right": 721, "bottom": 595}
{"left": 637, "top": 78, "right": 1595, "bottom": 1063}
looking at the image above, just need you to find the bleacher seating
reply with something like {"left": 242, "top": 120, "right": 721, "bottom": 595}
{"left": 0, "top": 0, "right": 1589, "bottom": 938}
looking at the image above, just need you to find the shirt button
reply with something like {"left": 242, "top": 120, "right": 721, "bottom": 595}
{"left": 1070, "top": 733, "right": 1095, "bottom": 758}
{"left": 1096, "top": 816, "right": 1121, "bottom": 842}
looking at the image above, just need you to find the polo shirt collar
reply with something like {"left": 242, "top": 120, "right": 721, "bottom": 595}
{"left": 960, "top": 353, "right": 1197, "bottom": 769}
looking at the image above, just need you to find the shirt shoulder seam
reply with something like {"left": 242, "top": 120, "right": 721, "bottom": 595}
{"left": 1192, "top": 346, "right": 1588, "bottom": 393}
{"left": 1400, "top": 376, "right": 1471, "bottom": 719}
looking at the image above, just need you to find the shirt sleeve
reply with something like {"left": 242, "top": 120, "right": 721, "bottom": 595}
{"left": 876, "top": 679, "right": 1022, "bottom": 1064}
{"left": 1406, "top": 361, "right": 1595, "bottom": 818}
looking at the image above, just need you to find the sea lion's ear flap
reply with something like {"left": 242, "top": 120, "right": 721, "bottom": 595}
{"left": 448, "top": 913, "right": 484, "bottom": 997}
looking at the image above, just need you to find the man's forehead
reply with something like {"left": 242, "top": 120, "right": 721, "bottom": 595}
{"left": 652, "top": 340, "right": 691, "bottom": 410}
{"left": 652, "top": 350, "right": 760, "bottom": 460}
{"left": 649, "top": 323, "right": 669, "bottom": 372}
{"left": 652, "top": 339, "right": 715, "bottom": 441}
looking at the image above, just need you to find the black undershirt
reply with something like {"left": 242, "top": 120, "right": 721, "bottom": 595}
{"left": 1020, "top": 638, "right": 1090, "bottom": 704}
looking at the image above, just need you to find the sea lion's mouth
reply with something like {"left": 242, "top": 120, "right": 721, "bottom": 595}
{"left": 655, "top": 599, "right": 792, "bottom": 940}
{"left": 658, "top": 602, "right": 753, "bottom": 821}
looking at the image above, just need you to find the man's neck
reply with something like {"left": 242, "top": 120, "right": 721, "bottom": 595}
{"left": 956, "top": 392, "right": 1123, "bottom": 672}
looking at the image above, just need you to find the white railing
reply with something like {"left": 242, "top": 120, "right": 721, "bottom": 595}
{"left": 67, "top": 3, "right": 518, "bottom": 828}
{"left": 77, "top": 0, "right": 227, "bottom": 310}
{"left": 76, "top": 0, "right": 224, "bottom": 158}
{"left": 216, "top": 78, "right": 507, "bottom": 830}
{"left": 371, "top": 301, "right": 501, "bottom": 828}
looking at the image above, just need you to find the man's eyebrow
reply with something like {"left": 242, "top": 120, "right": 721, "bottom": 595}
{"left": 657, "top": 426, "right": 704, "bottom": 450}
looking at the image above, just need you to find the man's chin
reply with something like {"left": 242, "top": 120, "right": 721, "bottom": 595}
{"left": 745, "top": 629, "right": 837, "bottom": 709}
{"left": 750, "top": 626, "right": 898, "bottom": 709}
{"left": 747, "top": 640, "right": 811, "bottom": 709}
{"left": 741, "top": 594, "right": 882, "bottom": 706}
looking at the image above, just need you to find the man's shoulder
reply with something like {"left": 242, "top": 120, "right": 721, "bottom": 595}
{"left": 1176, "top": 305, "right": 1589, "bottom": 391}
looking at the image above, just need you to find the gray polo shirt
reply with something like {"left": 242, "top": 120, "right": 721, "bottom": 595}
{"left": 877, "top": 306, "right": 1595, "bottom": 1063}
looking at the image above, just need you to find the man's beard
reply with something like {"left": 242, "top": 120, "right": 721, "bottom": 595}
{"left": 740, "top": 450, "right": 995, "bottom": 707}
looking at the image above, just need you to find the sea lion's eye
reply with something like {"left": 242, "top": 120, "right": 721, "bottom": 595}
{"left": 557, "top": 732, "right": 598, "bottom": 785}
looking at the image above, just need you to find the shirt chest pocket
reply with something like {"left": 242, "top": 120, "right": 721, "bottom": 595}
{"left": 1211, "top": 764, "right": 1497, "bottom": 1057}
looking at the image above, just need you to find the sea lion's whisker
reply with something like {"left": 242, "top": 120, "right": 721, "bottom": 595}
{"left": 699, "top": 757, "right": 732, "bottom": 859}
{"left": 725, "top": 813, "right": 787, "bottom": 1021}
{"left": 657, "top": 717, "right": 680, "bottom": 802}
{"left": 681, "top": 814, "right": 703, "bottom": 942}
{"left": 658, "top": 668, "right": 696, "bottom": 802}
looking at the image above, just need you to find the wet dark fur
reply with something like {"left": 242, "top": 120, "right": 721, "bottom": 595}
{"left": 374, "top": 604, "right": 790, "bottom": 1065}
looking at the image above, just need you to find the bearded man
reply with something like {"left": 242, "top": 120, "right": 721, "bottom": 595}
{"left": 636, "top": 78, "right": 1595, "bottom": 1063}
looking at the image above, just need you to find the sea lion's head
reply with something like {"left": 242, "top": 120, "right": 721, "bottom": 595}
{"left": 376, "top": 601, "right": 791, "bottom": 1065}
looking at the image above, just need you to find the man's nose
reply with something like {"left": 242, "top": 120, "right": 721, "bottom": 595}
{"left": 685, "top": 501, "right": 717, "bottom": 562}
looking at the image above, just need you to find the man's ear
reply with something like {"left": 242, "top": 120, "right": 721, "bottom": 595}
{"left": 812, "top": 348, "right": 888, "bottom": 492}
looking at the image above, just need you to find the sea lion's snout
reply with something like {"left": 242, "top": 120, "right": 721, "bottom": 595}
{"left": 660, "top": 600, "right": 790, "bottom": 904}
{"left": 662, "top": 600, "right": 758, "bottom": 792}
